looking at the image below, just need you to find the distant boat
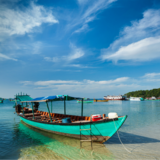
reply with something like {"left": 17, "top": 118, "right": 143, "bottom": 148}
{"left": 10, "top": 99, "right": 20, "bottom": 102}
{"left": 14, "top": 94, "right": 127, "bottom": 143}
{"left": 104, "top": 95, "right": 126, "bottom": 100}
{"left": 130, "top": 97, "right": 144, "bottom": 101}
{"left": 77, "top": 100, "right": 93, "bottom": 103}
{"left": 0, "top": 98, "right": 4, "bottom": 103}
{"left": 94, "top": 99, "right": 108, "bottom": 102}
{"left": 149, "top": 96, "right": 156, "bottom": 100}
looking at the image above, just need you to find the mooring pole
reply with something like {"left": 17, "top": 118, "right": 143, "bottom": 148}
{"left": 64, "top": 97, "right": 66, "bottom": 115}
{"left": 31, "top": 102, "right": 35, "bottom": 120}
{"left": 51, "top": 101, "right": 52, "bottom": 113}
{"left": 22, "top": 102, "right": 24, "bottom": 116}
{"left": 81, "top": 98, "right": 83, "bottom": 117}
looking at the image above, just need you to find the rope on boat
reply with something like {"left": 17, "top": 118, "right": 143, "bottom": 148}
{"left": 113, "top": 119, "right": 131, "bottom": 153}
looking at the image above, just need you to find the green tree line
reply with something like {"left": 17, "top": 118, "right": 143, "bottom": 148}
{"left": 125, "top": 88, "right": 160, "bottom": 98}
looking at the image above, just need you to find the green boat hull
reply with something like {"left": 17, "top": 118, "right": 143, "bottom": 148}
{"left": 77, "top": 101, "right": 93, "bottom": 103}
{"left": 0, "top": 100, "right": 3, "bottom": 103}
{"left": 20, "top": 115, "right": 127, "bottom": 142}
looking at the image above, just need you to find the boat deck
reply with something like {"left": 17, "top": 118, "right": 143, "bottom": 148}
{"left": 20, "top": 108, "right": 91, "bottom": 123}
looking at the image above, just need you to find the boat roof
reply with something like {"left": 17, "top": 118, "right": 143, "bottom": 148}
{"left": 15, "top": 95, "right": 32, "bottom": 102}
{"left": 21, "top": 95, "right": 82, "bottom": 103}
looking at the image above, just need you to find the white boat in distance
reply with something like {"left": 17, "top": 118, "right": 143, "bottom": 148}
{"left": 104, "top": 95, "right": 126, "bottom": 100}
{"left": 130, "top": 97, "right": 144, "bottom": 101}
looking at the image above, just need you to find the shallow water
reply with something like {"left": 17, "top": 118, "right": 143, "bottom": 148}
{"left": 0, "top": 100, "right": 160, "bottom": 159}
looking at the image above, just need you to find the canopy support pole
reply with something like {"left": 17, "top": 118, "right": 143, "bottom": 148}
{"left": 51, "top": 101, "right": 52, "bottom": 113}
{"left": 15, "top": 99, "right": 17, "bottom": 105}
{"left": 64, "top": 97, "right": 66, "bottom": 115}
{"left": 46, "top": 102, "right": 52, "bottom": 122}
{"left": 31, "top": 103, "right": 35, "bottom": 120}
{"left": 22, "top": 102, "right": 24, "bottom": 117}
{"left": 81, "top": 98, "right": 83, "bottom": 116}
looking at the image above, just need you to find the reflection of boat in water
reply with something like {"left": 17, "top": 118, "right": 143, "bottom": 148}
{"left": 77, "top": 100, "right": 93, "bottom": 103}
{"left": 130, "top": 97, "right": 144, "bottom": 101}
{"left": 94, "top": 99, "right": 108, "bottom": 102}
{"left": 18, "top": 121, "right": 113, "bottom": 159}
{"left": 14, "top": 93, "right": 127, "bottom": 143}
{"left": 104, "top": 95, "right": 126, "bottom": 100}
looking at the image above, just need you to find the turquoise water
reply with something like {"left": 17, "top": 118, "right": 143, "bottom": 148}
{"left": 0, "top": 100, "right": 160, "bottom": 159}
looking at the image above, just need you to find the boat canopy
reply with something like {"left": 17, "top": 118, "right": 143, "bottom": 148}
{"left": 15, "top": 95, "right": 32, "bottom": 102}
{"left": 15, "top": 94, "right": 85, "bottom": 119}
{"left": 21, "top": 95, "right": 82, "bottom": 103}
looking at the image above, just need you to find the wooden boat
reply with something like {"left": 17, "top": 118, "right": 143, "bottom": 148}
{"left": 14, "top": 94, "right": 127, "bottom": 143}
{"left": 94, "top": 99, "right": 108, "bottom": 102}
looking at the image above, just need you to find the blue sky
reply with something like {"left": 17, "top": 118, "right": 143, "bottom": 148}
{"left": 1, "top": 0, "right": 160, "bottom": 98}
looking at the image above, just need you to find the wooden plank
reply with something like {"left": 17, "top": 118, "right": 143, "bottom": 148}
{"left": 34, "top": 116, "right": 42, "bottom": 119}
{"left": 24, "top": 113, "right": 41, "bottom": 116}
{"left": 41, "top": 120, "right": 50, "bottom": 122}
{"left": 24, "top": 113, "right": 38, "bottom": 115}
{"left": 72, "top": 120, "right": 89, "bottom": 123}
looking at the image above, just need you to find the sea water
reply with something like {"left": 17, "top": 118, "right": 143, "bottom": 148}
{"left": 0, "top": 100, "right": 160, "bottom": 159}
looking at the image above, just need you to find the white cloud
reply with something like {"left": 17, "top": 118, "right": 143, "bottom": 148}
{"left": 34, "top": 80, "right": 81, "bottom": 86}
{"left": 71, "top": 0, "right": 116, "bottom": 33}
{"left": 67, "top": 44, "right": 84, "bottom": 61}
{"left": 66, "top": 64, "right": 81, "bottom": 67}
{"left": 102, "top": 37, "right": 160, "bottom": 62}
{"left": 142, "top": 72, "right": 160, "bottom": 78}
{"left": 77, "top": 0, "right": 89, "bottom": 5}
{"left": 21, "top": 77, "right": 129, "bottom": 87}
{"left": 82, "top": 0, "right": 116, "bottom": 21}
{"left": 101, "top": 9, "right": 160, "bottom": 63}
{"left": 44, "top": 43, "right": 84, "bottom": 64}
{"left": 19, "top": 77, "right": 140, "bottom": 96}
{"left": 19, "top": 81, "right": 32, "bottom": 85}
{"left": 142, "top": 72, "right": 160, "bottom": 82}
{"left": 44, "top": 57, "right": 59, "bottom": 63}
{"left": 18, "top": 73, "right": 160, "bottom": 97}
{"left": 65, "top": 64, "right": 95, "bottom": 68}
{"left": 0, "top": 2, "right": 58, "bottom": 40}
{"left": 74, "top": 24, "right": 89, "bottom": 33}
{"left": 84, "top": 77, "right": 129, "bottom": 84}
{"left": 33, "top": 41, "right": 42, "bottom": 54}
{"left": 20, "top": 75, "right": 160, "bottom": 97}
{"left": 0, "top": 53, "right": 17, "bottom": 61}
